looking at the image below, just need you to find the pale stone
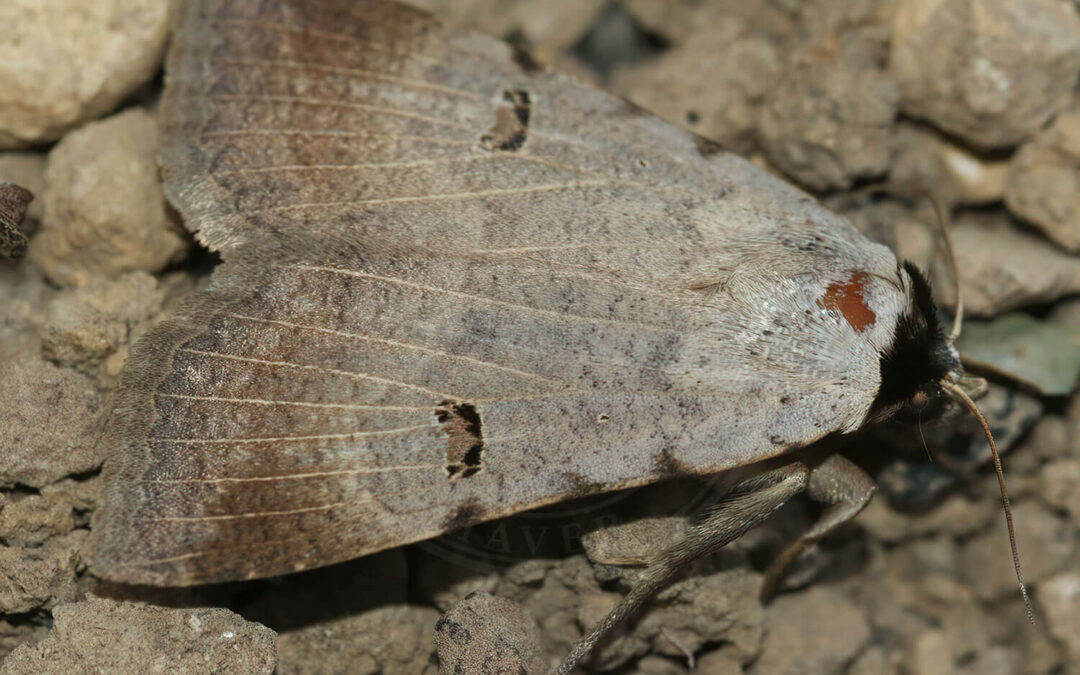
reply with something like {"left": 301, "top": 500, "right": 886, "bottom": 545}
{"left": 28, "top": 108, "right": 188, "bottom": 287}
{"left": 891, "top": 0, "right": 1080, "bottom": 148}
{"left": 1005, "top": 110, "right": 1080, "bottom": 252}
{"left": 0, "top": 0, "right": 168, "bottom": 148}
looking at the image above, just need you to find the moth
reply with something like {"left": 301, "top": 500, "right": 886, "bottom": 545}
{"left": 89, "top": 0, "right": 1027, "bottom": 670}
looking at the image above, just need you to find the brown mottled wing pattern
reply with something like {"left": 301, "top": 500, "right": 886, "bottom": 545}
{"left": 91, "top": 0, "right": 907, "bottom": 585}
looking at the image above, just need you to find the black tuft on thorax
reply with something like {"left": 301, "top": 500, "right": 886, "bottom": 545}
{"left": 870, "top": 262, "right": 959, "bottom": 422}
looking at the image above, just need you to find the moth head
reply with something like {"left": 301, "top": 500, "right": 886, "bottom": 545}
{"left": 870, "top": 261, "right": 961, "bottom": 424}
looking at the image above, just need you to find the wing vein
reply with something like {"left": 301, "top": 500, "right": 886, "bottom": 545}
{"left": 249, "top": 180, "right": 612, "bottom": 214}
{"left": 153, "top": 423, "right": 440, "bottom": 445}
{"left": 144, "top": 464, "right": 439, "bottom": 485}
{"left": 154, "top": 393, "right": 430, "bottom": 411}
{"left": 209, "top": 153, "right": 600, "bottom": 179}
{"left": 154, "top": 500, "right": 363, "bottom": 522}
{"left": 177, "top": 348, "right": 453, "bottom": 398}
{"left": 212, "top": 56, "right": 487, "bottom": 101}
{"left": 212, "top": 18, "right": 443, "bottom": 65}
{"left": 200, "top": 129, "right": 470, "bottom": 144}
{"left": 203, "top": 94, "right": 466, "bottom": 128}
{"left": 294, "top": 264, "right": 671, "bottom": 329}
{"left": 226, "top": 312, "right": 574, "bottom": 388}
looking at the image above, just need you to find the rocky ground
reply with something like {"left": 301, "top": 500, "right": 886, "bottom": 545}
{"left": 2, "top": 0, "right": 1080, "bottom": 673}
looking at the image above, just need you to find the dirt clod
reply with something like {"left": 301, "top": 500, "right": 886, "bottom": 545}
{"left": 28, "top": 109, "right": 188, "bottom": 287}
{"left": 891, "top": 0, "right": 1080, "bottom": 149}
{"left": 434, "top": 592, "right": 545, "bottom": 674}
{"left": 0, "top": 357, "right": 101, "bottom": 489}
{"left": 0, "top": 596, "right": 277, "bottom": 674}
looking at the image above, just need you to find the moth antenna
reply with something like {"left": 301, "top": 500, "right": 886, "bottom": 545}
{"left": 939, "top": 379, "right": 1034, "bottom": 624}
{"left": 924, "top": 192, "right": 963, "bottom": 342}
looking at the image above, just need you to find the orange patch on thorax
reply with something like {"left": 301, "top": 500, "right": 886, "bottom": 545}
{"left": 820, "top": 271, "right": 876, "bottom": 332}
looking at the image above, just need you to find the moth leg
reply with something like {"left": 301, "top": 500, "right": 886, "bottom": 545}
{"left": 557, "top": 461, "right": 810, "bottom": 675}
{"left": 760, "top": 454, "right": 876, "bottom": 603}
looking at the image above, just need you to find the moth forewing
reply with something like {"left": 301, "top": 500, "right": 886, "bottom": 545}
{"left": 86, "top": 2, "right": 1011, "bottom": 666}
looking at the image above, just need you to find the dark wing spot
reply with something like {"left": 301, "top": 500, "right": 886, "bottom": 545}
{"left": 480, "top": 90, "right": 532, "bottom": 152}
{"left": 437, "top": 401, "right": 484, "bottom": 479}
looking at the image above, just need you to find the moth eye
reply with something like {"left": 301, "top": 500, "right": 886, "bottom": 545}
{"left": 910, "top": 390, "right": 930, "bottom": 408}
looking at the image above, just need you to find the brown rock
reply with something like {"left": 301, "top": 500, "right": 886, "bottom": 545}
{"left": 41, "top": 271, "right": 163, "bottom": 373}
{"left": 859, "top": 494, "right": 995, "bottom": 544}
{"left": 890, "top": 124, "right": 1009, "bottom": 206}
{"left": 574, "top": 590, "right": 649, "bottom": 670}
{"left": 0, "top": 357, "right": 101, "bottom": 489}
{"left": 41, "top": 475, "right": 103, "bottom": 515}
{"left": 759, "top": 31, "right": 898, "bottom": 190}
{"left": 405, "top": 0, "right": 606, "bottom": 60}
{"left": 278, "top": 604, "right": 439, "bottom": 675}
{"left": 0, "top": 0, "right": 168, "bottom": 148}
{"left": 0, "top": 530, "right": 85, "bottom": 615}
{"left": 905, "top": 612, "right": 1018, "bottom": 675}
{"left": 611, "top": 15, "right": 781, "bottom": 154}
{"left": 621, "top": 0, "right": 797, "bottom": 45}
{"left": 0, "top": 619, "right": 49, "bottom": 662}
{"left": 413, "top": 549, "right": 501, "bottom": 612}
{"left": 695, "top": 645, "right": 745, "bottom": 674}
{"left": 29, "top": 108, "right": 188, "bottom": 287}
{"left": 959, "top": 501, "right": 1075, "bottom": 601}
{"left": 0, "top": 263, "right": 52, "bottom": 361}
{"left": 576, "top": 566, "right": 763, "bottom": 672}
{"left": 517, "top": 555, "right": 603, "bottom": 660}
{"left": 1005, "top": 110, "right": 1080, "bottom": 252}
{"left": 434, "top": 592, "right": 545, "bottom": 675}
{"left": 634, "top": 655, "right": 690, "bottom": 674}
{"left": 1037, "top": 571, "right": 1080, "bottom": 665}
{"left": 906, "top": 629, "right": 951, "bottom": 675}
{"left": 0, "top": 596, "right": 277, "bottom": 674}
{"left": 0, "top": 493, "right": 75, "bottom": 547}
{"left": 891, "top": 0, "right": 1080, "bottom": 149}
{"left": 752, "top": 586, "right": 870, "bottom": 675}
{"left": 641, "top": 569, "right": 762, "bottom": 664}
{"left": 946, "top": 211, "right": 1080, "bottom": 316}
{"left": 1040, "top": 459, "right": 1080, "bottom": 523}
{"left": 1019, "top": 414, "right": 1070, "bottom": 465}
{"left": 848, "top": 646, "right": 898, "bottom": 675}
